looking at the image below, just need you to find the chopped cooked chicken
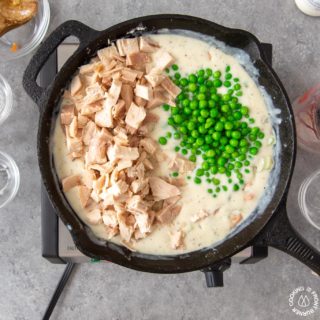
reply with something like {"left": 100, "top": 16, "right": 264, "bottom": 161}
{"left": 95, "top": 79, "right": 122, "bottom": 128}
{"left": 191, "top": 209, "right": 209, "bottom": 223}
{"left": 62, "top": 175, "right": 81, "bottom": 192}
{"left": 58, "top": 36, "right": 191, "bottom": 250}
{"left": 77, "top": 114, "right": 89, "bottom": 128}
{"left": 139, "top": 138, "right": 158, "bottom": 154}
{"left": 117, "top": 212, "right": 135, "bottom": 242}
{"left": 102, "top": 210, "right": 118, "bottom": 228}
{"left": 121, "top": 68, "right": 138, "bottom": 84}
{"left": 170, "top": 230, "right": 185, "bottom": 250}
{"left": 126, "top": 52, "right": 151, "bottom": 67}
{"left": 79, "top": 186, "right": 91, "bottom": 208}
{"left": 134, "top": 84, "right": 153, "bottom": 101}
{"left": 69, "top": 116, "right": 78, "bottom": 138}
{"left": 229, "top": 212, "right": 243, "bottom": 229}
{"left": 125, "top": 102, "right": 146, "bottom": 129}
{"left": 97, "top": 45, "right": 119, "bottom": 65}
{"left": 85, "top": 208, "right": 102, "bottom": 225}
{"left": 134, "top": 212, "right": 152, "bottom": 234}
{"left": 146, "top": 87, "right": 168, "bottom": 109}
{"left": 117, "top": 38, "right": 140, "bottom": 56}
{"left": 60, "top": 104, "right": 75, "bottom": 125}
{"left": 149, "top": 177, "right": 181, "bottom": 200}
{"left": 157, "top": 203, "right": 182, "bottom": 224}
{"left": 107, "top": 144, "right": 139, "bottom": 162}
{"left": 82, "top": 170, "right": 96, "bottom": 189}
{"left": 117, "top": 159, "right": 132, "bottom": 171}
{"left": 154, "top": 51, "right": 174, "bottom": 70}
{"left": 120, "top": 84, "right": 133, "bottom": 110}
{"left": 130, "top": 178, "right": 149, "bottom": 194}
{"left": 139, "top": 37, "right": 159, "bottom": 52}
{"left": 84, "top": 82, "right": 105, "bottom": 104}
{"left": 107, "top": 180, "right": 129, "bottom": 196}
{"left": 70, "top": 75, "right": 82, "bottom": 96}
{"left": 82, "top": 121, "right": 97, "bottom": 145}
{"left": 144, "top": 73, "right": 166, "bottom": 87}
{"left": 127, "top": 195, "right": 149, "bottom": 215}
{"left": 161, "top": 76, "right": 181, "bottom": 99}
{"left": 169, "top": 154, "right": 196, "bottom": 174}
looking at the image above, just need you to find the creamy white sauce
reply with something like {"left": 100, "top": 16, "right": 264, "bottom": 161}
{"left": 53, "top": 33, "right": 275, "bottom": 255}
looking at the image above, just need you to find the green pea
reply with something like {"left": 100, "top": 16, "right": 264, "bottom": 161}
{"left": 210, "top": 108, "right": 219, "bottom": 118}
{"left": 199, "top": 100, "right": 208, "bottom": 109}
{"left": 181, "top": 148, "right": 188, "bottom": 155}
{"left": 224, "top": 81, "right": 231, "bottom": 87}
{"left": 231, "top": 131, "right": 242, "bottom": 139}
{"left": 173, "top": 114, "right": 183, "bottom": 124}
{"left": 233, "top": 111, "right": 242, "bottom": 120}
{"left": 212, "top": 132, "right": 221, "bottom": 141}
{"left": 240, "top": 107, "right": 249, "bottom": 115}
{"left": 225, "top": 145, "right": 235, "bottom": 153}
{"left": 213, "top": 79, "right": 222, "bottom": 87}
{"left": 215, "top": 122, "right": 224, "bottom": 131}
{"left": 229, "top": 139, "right": 239, "bottom": 147}
{"left": 197, "top": 76, "right": 205, "bottom": 84}
{"left": 249, "top": 147, "right": 258, "bottom": 155}
{"left": 202, "top": 161, "right": 210, "bottom": 170}
{"left": 213, "top": 71, "right": 221, "bottom": 78}
{"left": 180, "top": 78, "right": 188, "bottom": 87}
{"left": 158, "top": 137, "right": 167, "bottom": 145}
{"left": 197, "top": 93, "right": 206, "bottom": 100}
{"left": 196, "top": 169, "right": 205, "bottom": 176}
{"left": 224, "top": 122, "right": 233, "bottom": 130}
{"left": 187, "top": 122, "right": 196, "bottom": 131}
{"left": 234, "top": 83, "right": 241, "bottom": 90}
{"left": 163, "top": 104, "right": 170, "bottom": 111}
{"left": 189, "top": 74, "right": 197, "bottom": 83}
{"left": 194, "top": 177, "right": 201, "bottom": 184}
{"left": 174, "top": 146, "right": 180, "bottom": 152}
{"left": 233, "top": 184, "right": 240, "bottom": 191}
{"left": 254, "top": 141, "right": 262, "bottom": 148}
{"left": 206, "top": 149, "right": 215, "bottom": 158}
{"left": 188, "top": 83, "right": 197, "bottom": 92}
{"left": 189, "top": 155, "right": 197, "bottom": 162}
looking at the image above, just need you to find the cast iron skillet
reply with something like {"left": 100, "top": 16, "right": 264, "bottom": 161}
{"left": 23, "top": 15, "right": 320, "bottom": 274}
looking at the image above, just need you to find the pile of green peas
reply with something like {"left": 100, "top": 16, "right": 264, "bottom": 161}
{"left": 158, "top": 64, "right": 265, "bottom": 196}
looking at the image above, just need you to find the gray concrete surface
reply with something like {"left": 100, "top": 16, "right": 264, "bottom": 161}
{"left": 0, "top": 0, "right": 319, "bottom": 319}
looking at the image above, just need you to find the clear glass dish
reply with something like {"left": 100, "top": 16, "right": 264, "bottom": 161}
{"left": 0, "top": 0, "right": 50, "bottom": 61}
{"left": 0, "top": 151, "right": 20, "bottom": 208}
{"left": 298, "top": 169, "right": 320, "bottom": 231}
{"left": 0, "top": 73, "right": 13, "bottom": 125}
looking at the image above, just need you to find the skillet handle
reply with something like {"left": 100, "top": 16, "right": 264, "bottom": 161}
{"left": 254, "top": 198, "right": 320, "bottom": 275}
{"left": 23, "top": 20, "right": 99, "bottom": 106}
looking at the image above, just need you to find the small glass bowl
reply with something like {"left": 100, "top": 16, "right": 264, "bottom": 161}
{"left": 0, "top": 73, "right": 13, "bottom": 126}
{"left": 0, "top": 151, "right": 20, "bottom": 208}
{"left": 298, "top": 169, "right": 320, "bottom": 231}
{"left": 0, "top": 0, "right": 50, "bottom": 61}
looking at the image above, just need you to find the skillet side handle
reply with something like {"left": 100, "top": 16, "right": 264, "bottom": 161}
{"left": 23, "top": 20, "right": 99, "bottom": 107}
{"left": 254, "top": 199, "right": 320, "bottom": 276}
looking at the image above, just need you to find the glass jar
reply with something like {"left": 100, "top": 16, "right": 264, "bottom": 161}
{"left": 0, "top": 0, "right": 50, "bottom": 61}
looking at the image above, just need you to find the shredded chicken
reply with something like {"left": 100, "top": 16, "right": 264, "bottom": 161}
{"left": 58, "top": 36, "right": 189, "bottom": 248}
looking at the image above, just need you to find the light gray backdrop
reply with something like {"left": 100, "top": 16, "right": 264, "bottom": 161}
{"left": 0, "top": 1, "right": 319, "bottom": 319}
